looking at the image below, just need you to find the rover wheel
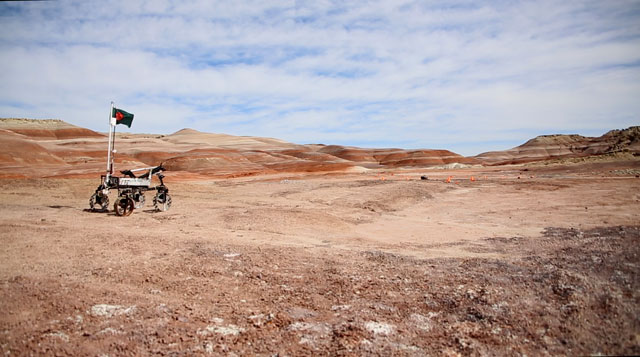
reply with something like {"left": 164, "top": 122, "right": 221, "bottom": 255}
{"left": 133, "top": 190, "right": 146, "bottom": 209}
{"left": 153, "top": 191, "right": 172, "bottom": 212}
{"left": 114, "top": 196, "right": 135, "bottom": 216}
{"left": 89, "top": 192, "right": 109, "bottom": 211}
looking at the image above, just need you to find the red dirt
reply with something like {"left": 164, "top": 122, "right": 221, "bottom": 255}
{"left": 1, "top": 119, "right": 639, "bottom": 355}
{"left": 1, "top": 165, "right": 639, "bottom": 355}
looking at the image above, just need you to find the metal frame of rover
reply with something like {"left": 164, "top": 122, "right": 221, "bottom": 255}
{"left": 89, "top": 102, "right": 172, "bottom": 216}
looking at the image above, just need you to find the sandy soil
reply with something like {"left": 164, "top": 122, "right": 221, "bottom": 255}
{"left": 1, "top": 165, "right": 639, "bottom": 355}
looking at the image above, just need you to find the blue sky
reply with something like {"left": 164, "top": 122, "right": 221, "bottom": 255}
{"left": 1, "top": 0, "right": 639, "bottom": 155}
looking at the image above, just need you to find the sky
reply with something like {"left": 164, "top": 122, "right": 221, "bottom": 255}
{"left": 1, "top": 0, "right": 639, "bottom": 156}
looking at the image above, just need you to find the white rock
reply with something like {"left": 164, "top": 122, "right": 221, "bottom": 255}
{"left": 97, "top": 327, "right": 122, "bottom": 335}
{"left": 45, "top": 331, "right": 69, "bottom": 342}
{"left": 198, "top": 324, "right": 245, "bottom": 336}
{"left": 204, "top": 342, "right": 214, "bottom": 354}
{"left": 331, "top": 304, "right": 351, "bottom": 311}
{"left": 289, "top": 322, "right": 331, "bottom": 346}
{"left": 364, "top": 321, "right": 395, "bottom": 336}
{"left": 288, "top": 322, "right": 330, "bottom": 334}
{"left": 90, "top": 304, "right": 136, "bottom": 318}
{"left": 410, "top": 313, "right": 437, "bottom": 331}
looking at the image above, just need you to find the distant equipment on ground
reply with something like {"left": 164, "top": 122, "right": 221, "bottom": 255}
{"left": 89, "top": 102, "right": 171, "bottom": 216}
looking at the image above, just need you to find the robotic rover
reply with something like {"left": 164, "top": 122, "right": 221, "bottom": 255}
{"left": 89, "top": 165, "right": 171, "bottom": 216}
{"left": 89, "top": 103, "right": 171, "bottom": 216}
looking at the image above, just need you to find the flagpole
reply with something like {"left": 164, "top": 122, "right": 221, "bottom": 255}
{"left": 106, "top": 101, "right": 115, "bottom": 183}
{"left": 111, "top": 115, "right": 117, "bottom": 176}
{"left": 111, "top": 105, "right": 117, "bottom": 176}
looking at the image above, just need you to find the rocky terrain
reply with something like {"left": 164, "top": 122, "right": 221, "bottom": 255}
{"left": 1, "top": 118, "right": 639, "bottom": 355}
{"left": 0, "top": 172, "right": 639, "bottom": 355}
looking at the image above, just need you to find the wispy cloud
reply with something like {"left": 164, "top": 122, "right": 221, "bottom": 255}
{"left": 1, "top": 0, "right": 639, "bottom": 155}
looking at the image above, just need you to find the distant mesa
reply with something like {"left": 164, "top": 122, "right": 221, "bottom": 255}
{"left": 169, "top": 128, "right": 203, "bottom": 136}
{"left": 0, "top": 118, "right": 638, "bottom": 178}
{"left": 0, "top": 118, "right": 104, "bottom": 139}
{"left": 475, "top": 126, "right": 640, "bottom": 165}
{"left": 318, "top": 145, "right": 477, "bottom": 168}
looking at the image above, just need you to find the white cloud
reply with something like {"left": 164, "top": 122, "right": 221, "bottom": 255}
{"left": 1, "top": 0, "right": 639, "bottom": 155}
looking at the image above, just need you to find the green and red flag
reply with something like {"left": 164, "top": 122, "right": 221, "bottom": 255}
{"left": 112, "top": 107, "right": 134, "bottom": 128}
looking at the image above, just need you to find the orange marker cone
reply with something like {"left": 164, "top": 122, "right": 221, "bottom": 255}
{"left": 470, "top": 176, "right": 476, "bottom": 182}
{"left": 445, "top": 176, "right": 452, "bottom": 183}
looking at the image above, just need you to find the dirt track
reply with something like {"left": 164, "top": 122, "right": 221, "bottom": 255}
{"left": 1, "top": 169, "right": 639, "bottom": 355}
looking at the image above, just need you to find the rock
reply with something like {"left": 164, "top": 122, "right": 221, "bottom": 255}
{"left": 198, "top": 324, "right": 245, "bottom": 336}
{"left": 97, "top": 327, "right": 122, "bottom": 335}
{"left": 44, "top": 331, "right": 69, "bottom": 342}
{"left": 364, "top": 321, "right": 395, "bottom": 336}
{"left": 410, "top": 312, "right": 438, "bottom": 331}
{"left": 89, "top": 304, "right": 136, "bottom": 318}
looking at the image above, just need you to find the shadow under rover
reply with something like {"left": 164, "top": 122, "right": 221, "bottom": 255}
{"left": 83, "top": 208, "right": 166, "bottom": 215}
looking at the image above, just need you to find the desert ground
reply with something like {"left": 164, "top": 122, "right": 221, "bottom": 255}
{"left": 1, "top": 161, "right": 639, "bottom": 355}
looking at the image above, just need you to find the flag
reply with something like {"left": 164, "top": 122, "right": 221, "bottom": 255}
{"left": 112, "top": 107, "right": 134, "bottom": 128}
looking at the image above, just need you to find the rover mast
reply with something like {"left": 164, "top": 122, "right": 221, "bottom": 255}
{"left": 105, "top": 101, "right": 116, "bottom": 184}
